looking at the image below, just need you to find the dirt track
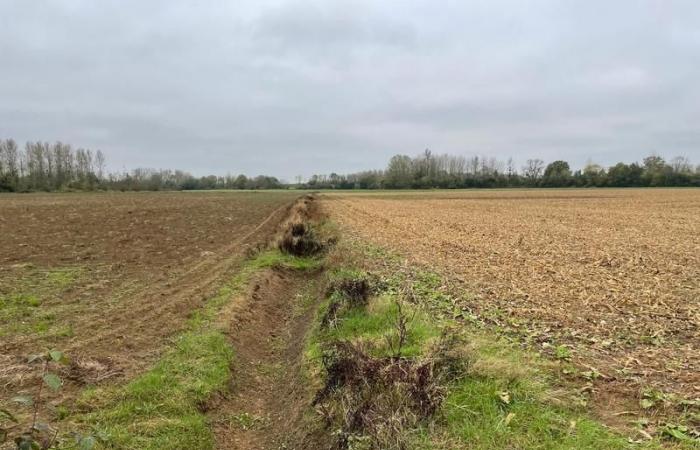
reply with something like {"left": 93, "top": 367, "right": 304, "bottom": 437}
{"left": 210, "top": 268, "right": 325, "bottom": 450}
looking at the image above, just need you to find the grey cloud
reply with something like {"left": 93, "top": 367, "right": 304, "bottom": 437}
{"left": 0, "top": 0, "right": 699, "bottom": 178}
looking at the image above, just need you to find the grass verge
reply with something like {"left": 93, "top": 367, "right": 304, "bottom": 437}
{"left": 60, "top": 250, "right": 321, "bottom": 450}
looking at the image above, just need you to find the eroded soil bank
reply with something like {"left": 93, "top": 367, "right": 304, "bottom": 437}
{"left": 209, "top": 267, "right": 327, "bottom": 449}
{"left": 209, "top": 195, "right": 332, "bottom": 450}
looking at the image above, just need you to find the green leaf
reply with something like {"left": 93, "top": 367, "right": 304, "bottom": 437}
{"left": 662, "top": 425, "right": 692, "bottom": 442}
{"left": 48, "top": 349, "right": 67, "bottom": 364}
{"left": 43, "top": 373, "right": 62, "bottom": 391}
{"left": 0, "top": 408, "right": 18, "bottom": 422}
{"left": 11, "top": 395, "right": 33, "bottom": 407}
{"left": 15, "top": 434, "right": 40, "bottom": 450}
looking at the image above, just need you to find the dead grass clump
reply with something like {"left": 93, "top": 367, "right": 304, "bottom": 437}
{"left": 278, "top": 196, "right": 327, "bottom": 257}
{"left": 278, "top": 222, "right": 324, "bottom": 256}
{"left": 321, "top": 272, "right": 376, "bottom": 329}
{"left": 62, "top": 356, "right": 123, "bottom": 385}
{"left": 314, "top": 341, "right": 446, "bottom": 449}
{"left": 328, "top": 277, "right": 372, "bottom": 304}
{"left": 0, "top": 355, "right": 36, "bottom": 388}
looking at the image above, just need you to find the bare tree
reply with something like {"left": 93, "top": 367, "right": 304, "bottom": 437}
{"left": 95, "top": 150, "right": 106, "bottom": 180}
{"left": 522, "top": 159, "right": 545, "bottom": 183}
{"left": 670, "top": 156, "right": 692, "bottom": 174}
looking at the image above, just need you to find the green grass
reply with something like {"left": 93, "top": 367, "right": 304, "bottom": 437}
{"left": 410, "top": 332, "right": 639, "bottom": 449}
{"left": 74, "top": 330, "right": 232, "bottom": 449}
{"left": 62, "top": 249, "right": 306, "bottom": 450}
{"left": 247, "top": 249, "right": 323, "bottom": 272}
{"left": 0, "top": 266, "right": 82, "bottom": 336}
{"left": 316, "top": 294, "right": 440, "bottom": 358}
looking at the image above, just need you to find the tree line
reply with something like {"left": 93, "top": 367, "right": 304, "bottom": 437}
{"left": 0, "top": 139, "right": 281, "bottom": 192}
{"left": 2, "top": 139, "right": 698, "bottom": 192}
{"left": 303, "top": 150, "right": 700, "bottom": 189}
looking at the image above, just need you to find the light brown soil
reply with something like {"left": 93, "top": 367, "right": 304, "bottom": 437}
{"left": 322, "top": 189, "right": 700, "bottom": 416}
{"left": 0, "top": 191, "right": 296, "bottom": 403}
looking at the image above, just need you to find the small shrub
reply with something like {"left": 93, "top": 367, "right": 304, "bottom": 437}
{"left": 314, "top": 341, "right": 445, "bottom": 449}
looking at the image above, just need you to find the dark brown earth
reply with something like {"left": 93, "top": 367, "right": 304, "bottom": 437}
{"left": 0, "top": 191, "right": 296, "bottom": 406}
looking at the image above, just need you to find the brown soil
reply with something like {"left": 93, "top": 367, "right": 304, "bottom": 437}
{"left": 210, "top": 196, "right": 331, "bottom": 450}
{"left": 0, "top": 191, "right": 296, "bottom": 406}
{"left": 322, "top": 189, "right": 700, "bottom": 428}
{"left": 209, "top": 267, "right": 328, "bottom": 450}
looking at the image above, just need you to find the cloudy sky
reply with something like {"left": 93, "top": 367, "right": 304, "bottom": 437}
{"left": 1, "top": 0, "right": 699, "bottom": 179}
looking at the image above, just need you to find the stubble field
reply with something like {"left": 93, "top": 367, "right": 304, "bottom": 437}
{"left": 323, "top": 189, "right": 700, "bottom": 420}
{"left": 0, "top": 191, "right": 296, "bottom": 401}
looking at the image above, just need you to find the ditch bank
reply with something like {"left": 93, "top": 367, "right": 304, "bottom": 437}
{"left": 208, "top": 194, "right": 334, "bottom": 449}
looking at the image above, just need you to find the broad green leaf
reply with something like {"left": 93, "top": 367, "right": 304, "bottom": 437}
{"left": 11, "top": 395, "right": 33, "bottom": 407}
{"left": 49, "top": 349, "right": 66, "bottom": 363}
{"left": 43, "top": 373, "right": 62, "bottom": 391}
{"left": 15, "top": 435, "right": 40, "bottom": 450}
{"left": 662, "top": 426, "right": 692, "bottom": 442}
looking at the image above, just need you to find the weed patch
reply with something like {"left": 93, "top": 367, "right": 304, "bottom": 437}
{"left": 0, "top": 266, "right": 83, "bottom": 337}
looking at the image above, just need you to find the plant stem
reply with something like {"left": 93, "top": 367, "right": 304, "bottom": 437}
{"left": 31, "top": 359, "right": 47, "bottom": 432}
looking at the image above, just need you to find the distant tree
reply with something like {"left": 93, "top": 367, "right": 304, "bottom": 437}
{"left": 642, "top": 155, "right": 670, "bottom": 186}
{"left": 385, "top": 154, "right": 413, "bottom": 188}
{"left": 506, "top": 157, "right": 517, "bottom": 178}
{"left": 542, "top": 160, "right": 572, "bottom": 187}
{"left": 607, "top": 163, "right": 630, "bottom": 187}
{"left": 95, "top": 150, "right": 106, "bottom": 181}
{"left": 522, "top": 159, "right": 545, "bottom": 186}
{"left": 582, "top": 162, "right": 605, "bottom": 187}
{"left": 669, "top": 156, "right": 692, "bottom": 174}
{"left": 233, "top": 174, "right": 248, "bottom": 189}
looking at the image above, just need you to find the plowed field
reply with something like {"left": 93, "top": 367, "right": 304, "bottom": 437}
{"left": 0, "top": 191, "right": 296, "bottom": 396}
{"left": 324, "top": 189, "right": 699, "bottom": 410}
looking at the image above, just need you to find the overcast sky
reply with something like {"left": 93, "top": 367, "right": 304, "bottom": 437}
{"left": 1, "top": 1, "right": 699, "bottom": 179}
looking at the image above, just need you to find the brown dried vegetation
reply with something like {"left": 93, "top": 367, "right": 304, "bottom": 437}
{"left": 314, "top": 341, "right": 446, "bottom": 450}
